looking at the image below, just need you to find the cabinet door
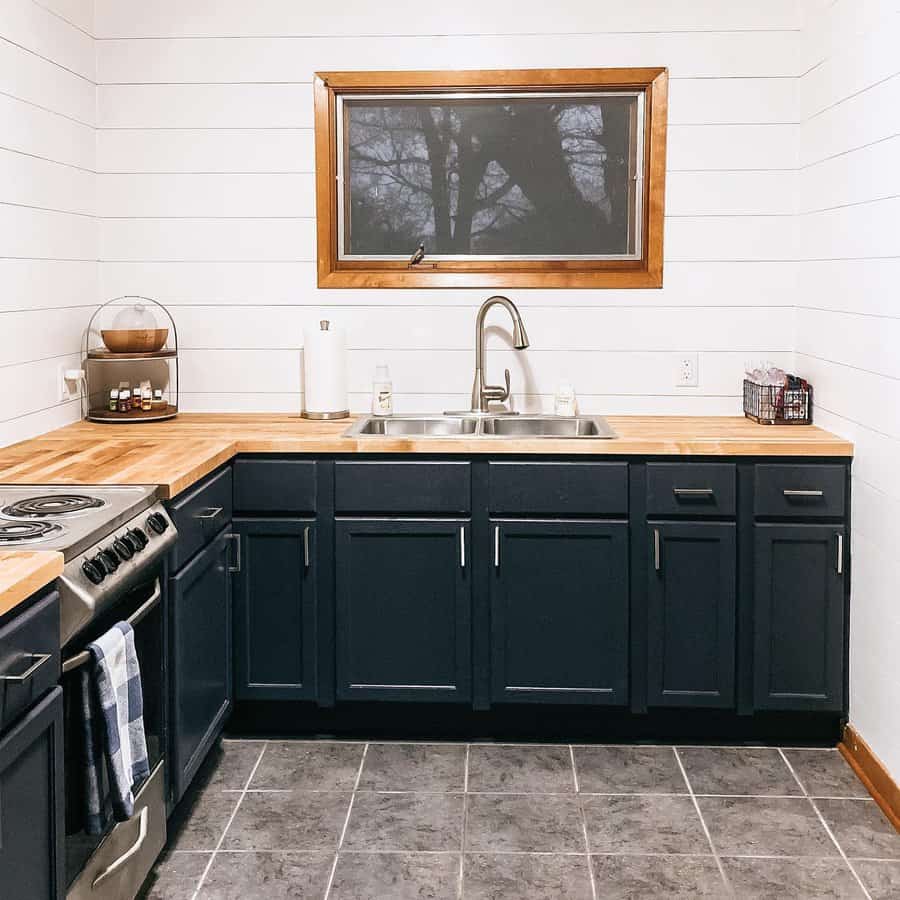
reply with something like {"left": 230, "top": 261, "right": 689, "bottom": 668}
{"left": 335, "top": 520, "right": 470, "bottom": 702}
{"left": 169, "top": 529, "right": 232, "bottom": 802}
{"left": 647, "top": 523, "right": 736, "bottom": 708}
{"left": 233, "top": 518, "right": 317, "bottom": 701}
{"left": 490, "top": 521, "right": 628, "bottom": 705}
{"left": 0, "top": 687, "right": 64, "bottom": 900}
{"left": 754, "top": 524, "right": 845, "bottom": 711}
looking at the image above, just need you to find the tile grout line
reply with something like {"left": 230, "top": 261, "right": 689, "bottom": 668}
{"left": 571, "top": 745, "right": 599, "bottom": 900}
{"left": 191, "top": 740, "right": 269, "bottom": 900}
{"left": 777, "top": 748, "right": 872, "bottom": 900}
{"left": 457, "top": 744, "right": 470, "bottom": 900}
{"left": 322, "top": 742, "right": 369, "bottom": 900}
{"left": 673, "top": 747, "right": 731, "bottom": 893}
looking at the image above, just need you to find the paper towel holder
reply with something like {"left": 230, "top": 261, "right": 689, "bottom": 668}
{"left": 301, "top": 320, "right": 351, "bottom": 420}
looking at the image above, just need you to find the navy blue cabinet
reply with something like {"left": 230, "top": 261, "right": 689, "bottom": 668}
{"left": 753, "top": 524, "right": 846, "bottom": 711}
{"left": 0, "top": 686, "right": 64, "bottom": 900}
{"left": 490, "top": 521, "right": 629, "bottom": 704}
{"left": 233, "top": 518, "right": 317, "bottom": 700}
{"left": 335, "top": 519, "right": 471, "bottom": 702}
{"left": 169, "top": 527, "right": 232, "bottom": 802}
{"left": 647, "top": 522, "right": 736, "bottom": 708}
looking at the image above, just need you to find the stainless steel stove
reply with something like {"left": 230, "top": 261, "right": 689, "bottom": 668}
{"left": 0, "top": 485, "right": 177, "bottom": 645}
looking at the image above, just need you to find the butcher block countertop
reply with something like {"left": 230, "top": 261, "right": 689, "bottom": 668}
{"left": 0, "top": 551, "right": 64, "bottom": 618}
{"left": 0, "top": 414, "right": 851, "bottom": 615}
{"left": 0, "top": 413, "right": 852, "bottom": 501}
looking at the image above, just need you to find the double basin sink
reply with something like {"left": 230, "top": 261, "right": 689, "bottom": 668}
{"left": 344, "top": 414, "right": 617, "bottom": 439}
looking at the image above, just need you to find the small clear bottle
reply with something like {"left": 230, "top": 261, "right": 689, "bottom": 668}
{"left": 372, "top": 364, "right": 393, "bottom": 416}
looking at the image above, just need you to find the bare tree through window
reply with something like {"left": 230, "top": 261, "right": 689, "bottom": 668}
{"left": 341, "top": 94, "right": 640, "bottom": 259}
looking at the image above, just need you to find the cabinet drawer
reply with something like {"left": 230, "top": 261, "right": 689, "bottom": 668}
{"left": 167, "top": 466, "right": 233, "bottom": 570}
{"left": 335, "top": 461, "right": 470, "bottom": 514}
{"left": 488, "top": 462, "right": 628, "bottom": 516}
{"left": 754, "top": 464, "right": 845, "bottom": 518}
{"left": 233, "top": 458, "right": 316, "bottom": 514}
{"left": 0, "top": 591, "right": 59, "bottom": 733}
{"left": 647, "top": 463, "right": 736, "bottom": 517}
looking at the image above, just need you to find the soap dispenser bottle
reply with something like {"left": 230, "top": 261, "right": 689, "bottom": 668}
{"left": 372, "top": 364, "right": 393, "bottom": 416}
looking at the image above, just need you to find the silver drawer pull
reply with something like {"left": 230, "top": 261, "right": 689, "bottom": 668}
{"left": 91, "top": 806, "right": 148, "bottom": 888}
{"left": 836, "top": 532, "right": 843, "bottom": 575}
{"left": 196, "top": 506, "right": 223, "bottom": 520}
{"left": 0, "top": 652, "right": 52, "bottom": 683}
{"left": 654, "top": 528, "right": 661, "bottom": 571}
{"left": 460, "top": 526, "right": 466, "bottom": 569}
{"left": 673, "top": 488, "right": 714, "bottom": 497}
{"left": 303, "top": 526, "right": 311, "bottom": 569}
{"left": 226, "top": 533, "right": 241, "bottom": 573}
{"left": 783, "top": 489, "right": 824, "bottom": 497}
{"left": 494, "top": 525, "right": 500, "bottom": 568}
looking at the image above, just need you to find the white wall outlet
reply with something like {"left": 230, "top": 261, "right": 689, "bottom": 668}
{"left": 59, "top": 366, "right": 82, "bottom": 402}
{"left": 676, "top": 353, "right": 699, "bottom": 388}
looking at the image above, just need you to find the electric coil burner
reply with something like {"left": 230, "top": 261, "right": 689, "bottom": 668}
{"left": 0, "top": 493, "right": 106, "bottom": 519}
{"left": 0, "top": 520, "right": 64, "bottom": 544}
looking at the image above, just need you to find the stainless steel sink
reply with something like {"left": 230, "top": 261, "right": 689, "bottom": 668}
{"left": 345, "top": 415, "right": 479, "bottom": 437}
{"left": 344, "top": 414, "right": 616, "bottom": 439}
{"left": 481, "top": 415, "right": 617, "bottom": 438}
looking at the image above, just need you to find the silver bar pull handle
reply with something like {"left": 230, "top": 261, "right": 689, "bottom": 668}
{"left": 460, "top": 526, "right": 466, "bottom": 569}
{"left": 783, "top": 489, "right": 824, "bottom": 497}
{"left": 91, "top": 806, "right": 148, "bottom": 888}
{"left": 654, "top": 528, "right": 661, "bottom": 572}
{"left": 673, "top": 488, "right": 714, "bottom": 497}
{"left": 196, "top": 506, "right": 223, "bottom": 520}
{"left": 227, "top": 533, "right": 241, "bottom": 573}
{"left": 303, "top": 526, "right": 311, "bottom": 569}
{"left": 494, "top": 525, "right": 500, "bottom": 568}
{"left": 0, "top": 652, "right": 51, "bottom": 683}
{"left": 836, "top": 532, "right": 843, "bottom": 575}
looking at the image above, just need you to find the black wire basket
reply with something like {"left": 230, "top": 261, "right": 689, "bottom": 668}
{"left": 743, "top": 379, "right": 812, "bottom": 425}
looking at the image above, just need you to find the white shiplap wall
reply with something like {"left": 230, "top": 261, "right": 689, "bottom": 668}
{"left": 88, "top": 0, "right": 801, "bottom": 416}
{"left": 0, "top": 0, "right": 96, "bottom": 445}
{"left": 796, "top": 0, "right": 900, "bottom": 780}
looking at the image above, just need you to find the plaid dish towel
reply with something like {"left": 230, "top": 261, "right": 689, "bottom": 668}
{"left": 80, "top": 622, "right": 150, "bottom": 833}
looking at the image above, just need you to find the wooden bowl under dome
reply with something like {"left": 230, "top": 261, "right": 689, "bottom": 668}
{"left": 101, "top": 328, "right": 169, "bottom": 354}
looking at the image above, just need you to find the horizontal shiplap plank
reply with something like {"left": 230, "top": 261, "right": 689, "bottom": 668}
{"left": 0, "top": 398, "right": 83, "bottom": 447}
{"left": 176, "top": 346, "right": 790, "bottom": 397}
{"left": 93, "top": 0, "right": 800, "bottom": 39}
{"left": 2, "top": 0, "right": 95, "bottom": 80}
{"left": 798, "top": 196, "right": 900, "bottom": 260}
{"left": 668, "top": 124, "right": 798, "bottom": 171}
{"left": 0, "top": 306, "right": 92, "bottom": 366}
{"left": 96, "top": 78, "right": 795, "bottom": 130}
{"left": 795, "top": 258, "right": 900, "bottom": 318}
{"left": 0, "top": 37, "right": 95, "bottom": 124}
{"left": 0, "top": 258, "right": 98, "bottom": 311}
{"left": 667, "top": 171, "right": 795, "bottom": 215}
{"left": 0, "top": 93, "right": 95, "bottom": 171}
{"left": 0, "top": 205, "right": 97, "bottom": 261}
{"left": 0, "top": 148, "right": 94, "bottom": 215}
{"left": 98, "top": 259, "right": 801, "bottom": 307}
{"left": 665, "top": 215, "right": 796, "bottom": 260}
{"left": 171, "top": 304, "right": 793, "bottom": 353}
{"left": 0, "top": 352, "right": 83, "bottom": 421}
{"left": 96, "top": 31, "right": 801, "bottom": 83}
{"left": 96, "top": 128, "right": 316, "bottom": 173}
{"left": 35, "top": 0, "right": 94, "bottom": 34}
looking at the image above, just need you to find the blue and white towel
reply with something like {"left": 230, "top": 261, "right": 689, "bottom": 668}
{"left": 79, "top": 622, "right": 150, "bottom": 834}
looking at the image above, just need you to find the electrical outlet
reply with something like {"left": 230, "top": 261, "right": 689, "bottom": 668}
{"left": 676, "top": 353, "right": 699, "bottom": 388}
{"left": 58, "top": 366, "right": 81, "bottom": 402}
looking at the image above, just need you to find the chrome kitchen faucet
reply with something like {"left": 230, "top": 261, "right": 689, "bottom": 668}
{"left": 469, "top": 295, "right": 530, "bottom": 414}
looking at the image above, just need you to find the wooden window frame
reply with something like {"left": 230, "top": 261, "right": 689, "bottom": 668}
{"left": 314, "top": 67, "right": 668, "bottom": 289}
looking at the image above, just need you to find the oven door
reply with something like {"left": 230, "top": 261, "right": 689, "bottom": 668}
{"left": 61, "top": 576, "right": 167, "bottom": 898}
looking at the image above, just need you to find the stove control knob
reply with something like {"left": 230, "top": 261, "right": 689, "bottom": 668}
{"left": 100, "top": 548, "right": 120, "bottom": 571}
{"left": 113, "top": 537, "right": 133, "bottom": 561}
{"left": 147, "top": 513, "right": 168, "bottom": 534}
{"left": 121, "top": 532, "right": 141, "bottom": 555}
{"left": 82, "top": 558, "right": 105, "bottom": 584}
{"left": 93, "top": 552, "right": 116, "bottom": 576}
{"left": 129, "top": 527, "right": 149, "bottom": 551}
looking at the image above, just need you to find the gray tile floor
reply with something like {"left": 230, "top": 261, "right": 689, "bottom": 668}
{"left": 141, "top": 740, "right": 900, "bottom": 899}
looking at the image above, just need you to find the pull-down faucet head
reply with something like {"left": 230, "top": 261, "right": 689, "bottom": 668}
{"left": 471, "top": 295, "right": 530, "bottom": 413}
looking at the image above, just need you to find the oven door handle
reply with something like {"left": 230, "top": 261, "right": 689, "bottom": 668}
{"left": 91, "top": 806, "right": 148, "bottom": 888}
{"left": 62, "top": 580, "right": 162, "bottom": 674}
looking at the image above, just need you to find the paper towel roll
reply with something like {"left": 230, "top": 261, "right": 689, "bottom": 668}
{"left": 302, "top": 320, "right": 349, "bottom": 418}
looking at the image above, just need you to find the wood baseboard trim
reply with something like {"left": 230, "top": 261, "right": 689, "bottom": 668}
{"left": 839, "top": 723, "right": 900, "bottom": 833}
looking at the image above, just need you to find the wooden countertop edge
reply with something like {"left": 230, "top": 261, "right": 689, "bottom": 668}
{"left": 0, "top": 551, "right": 64, "bottom": 618}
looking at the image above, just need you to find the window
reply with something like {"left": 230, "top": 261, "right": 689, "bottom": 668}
{"left": 314, "top": 68, "right": 668, "bottom": 289}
